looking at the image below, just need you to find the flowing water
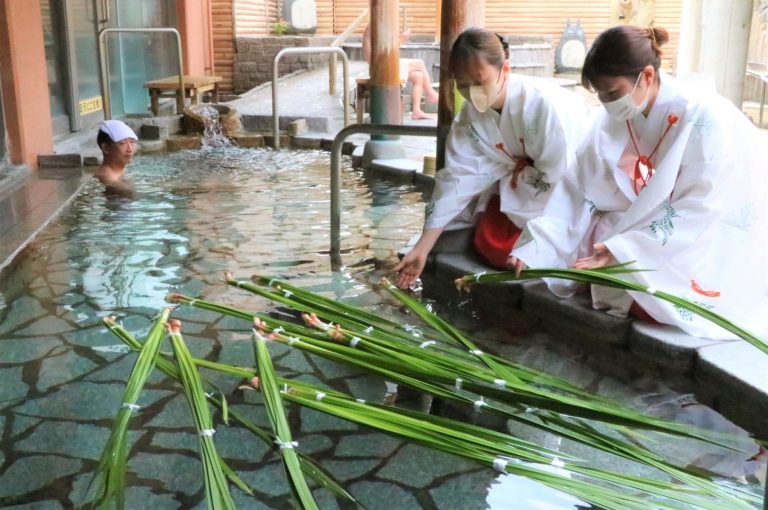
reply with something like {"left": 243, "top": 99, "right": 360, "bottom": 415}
{"left": 0, "top": 147, "right": 762, "bottom": 509}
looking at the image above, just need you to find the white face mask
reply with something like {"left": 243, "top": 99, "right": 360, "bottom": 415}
{"left": 602, "top": 73, "right": 649, "bottom": 120}
{"left": 458, "top": 69, "right": 505, "bottom": 113}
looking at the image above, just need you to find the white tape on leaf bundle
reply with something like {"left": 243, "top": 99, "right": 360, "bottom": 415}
{"left": 274, "top": 439, "right": 298, "bottom": 449}
{"left": 121, "top": 402, "right": 141, "bottom": 411}
{"left": 199, "top": 429, "right": 216, "bottom": 437}
{"left": 455, "top": 378, "right": 463, "bottom": 390}
{"left": 419, "top": 340, "right": 436, "bottom": 349}
{"left": 350, "top": 336, "right": 361, "bottom": 347}
{"left": 315, "top": 392, "right": 326, "bottom": 401}
{"left": 493, "top": 378, "right": 506, "bottom": 388}
{"left": 492, "top": 458, "right": 509, "bottom": 473}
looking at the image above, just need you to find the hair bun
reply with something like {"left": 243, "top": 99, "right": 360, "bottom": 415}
{"left": 649, "top": 27, "right": 669, "bottom": 48}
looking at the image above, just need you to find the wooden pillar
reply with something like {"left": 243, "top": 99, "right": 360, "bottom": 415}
{"left": 369, "top": 0, "right": 401, "bottom": 131}
{"left": 0, "top": 0, "right": 53, "bottom": 169}
{"left": 436, "top": 0, "right": 484, "bottom": 170}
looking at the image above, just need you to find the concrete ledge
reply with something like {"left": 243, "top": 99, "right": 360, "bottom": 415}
{"left": 695, "top": 341, "right": 768, "bottom": 433}
{"left": 291, "top": 135, "right": 323, "bottom": 149}
{"left": 521, "top": 282, "right": 631, "bottom": 345}
{"left": 241, "top": 114, "right": 328, "bottom": 133}
{"left": 629, "top": 322, "right": 722, "bottom": 377}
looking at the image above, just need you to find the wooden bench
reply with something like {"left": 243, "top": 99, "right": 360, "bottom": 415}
{"left": 143, "top": 75, "right": 223, "bottom": 116}
{"left": 355, "top": 76, "right": 407, "bottom": 124}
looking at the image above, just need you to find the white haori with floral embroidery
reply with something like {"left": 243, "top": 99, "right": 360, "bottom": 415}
{"left": 513, "top": 71, "right": 768, "bottom": 339}
{"left": 424, "top": 74, "right": 592, "bottom": 233}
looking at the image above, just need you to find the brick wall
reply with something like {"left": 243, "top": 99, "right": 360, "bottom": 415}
{"left": 233, "top": 35, "right": 336, "bottom": 93}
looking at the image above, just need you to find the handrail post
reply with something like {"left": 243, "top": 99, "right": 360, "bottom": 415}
{"left": 272, "top": 47, "right": 350, "bottom": 149}
{"left": 98, "top": 28, "right": 184, "bottom": 120}
{"left": 330, "top": 124, "right": 437, "bottom": 269}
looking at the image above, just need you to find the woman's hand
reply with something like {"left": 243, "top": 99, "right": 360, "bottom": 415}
{"left": 574, "top": 242, "right": 616, "bottom": 269}
{"left": 393, "top": 248, "right": 428, "bottom": 289}
{"left": 506, "top": 255, "right": 527, "bottom": 277}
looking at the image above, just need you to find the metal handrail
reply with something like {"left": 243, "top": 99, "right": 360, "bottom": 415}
{"left": 329, "top": 123, "right": 437, "bottom": 268}
{"left": 272, "top": 47, "right": 350, "bottom": 149}
{"left": 746, "top": 69, "right": 768, "bottom": 128}
{"left": 98, "top": 28, "right": 184, "bottom": 120}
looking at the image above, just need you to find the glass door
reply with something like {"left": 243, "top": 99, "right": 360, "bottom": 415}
{"left": 41, "top": 0, "right": 72, "bottom": 135}
{"left": 61, "top": 0, "right": 107, "bottom": 132}
{"left": 51, "top": 0, "right": 177, "bottom": 132}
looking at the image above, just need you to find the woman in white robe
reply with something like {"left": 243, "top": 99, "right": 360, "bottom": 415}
{"left": 394, "top": 27, "right": 591, "bottom": 289}
{"left": 509, "top": 26, "right": 768, "bottom": 339}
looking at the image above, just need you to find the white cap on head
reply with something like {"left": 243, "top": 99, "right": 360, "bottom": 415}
{"left": 99, "top": 120, "right": 138, "bottom": 142}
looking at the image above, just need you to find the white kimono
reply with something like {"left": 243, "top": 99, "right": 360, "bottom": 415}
{"left": 513, "top": 72, "right": 768, "bottom": 339}
{"left": 424, "top": 74, "right": 592, "bottom": 232}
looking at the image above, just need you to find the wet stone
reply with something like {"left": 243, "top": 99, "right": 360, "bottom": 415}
{"left": 0, "top": 455, "right": 81, "bottom": 498}
{"left": 322, "top": 458, "right": 382, "bottom": 482}
{"left": 430, "top": 470, "right": 495, "bottom": 510}
{"left": 14, "top": 316, "right": 74, "bottom": 337}
{"left": 52, "top": 292, "right": 85, "bottom": 306}
{"left": 342, "top": 375, "right": 389, "bottom": 404}
{"left": 130, "top": 452, "right": 202, "bottom": 496}
{"left": 1, "top": 337, "right": 62, "bottom": 364}
{"left": 299, "top": 406, "right": 358, "bottom": 434}
{"left": 17, "top": 382, "right": 173, "bottom": 421}
{"left": 4, "top": 499, "right": 64, "bottom": 509}
{"left": 83, "top": 354, "right": 143, "bottom": 383}
{"left": 57, "top": 301, "right": 100, "bottom": 328}
{"left": 209, "top": 425, "right": 271, "bottom": 461}
{"left": 335, "top": 432, "right": 401, "bottom": 458}
{"left": 238, "top": 462, "right": 292, "bottom": 497}
{"left": 0, "top": 296, "right": 48, "bottom": 336}
{"left": 37, "top": 350, "right": 99, "bottom": 391}
{"left": 178, "top": 334, "right": 215, "bottom": 359}
{"left": 376, "top": 443, "right": 477, "bottom": 488}
{"left": 11, "top": 415, "right": 41, "bottom": 438}
{"left": 151, "top": 430, "right": 198, "bottom": 454}
{"left": 273, "top": 348, "right": 312, "bottom": 374}
{"left": 0, "top": 367, "right": 29, "bottom": 402}
{"left": 145, "top": 394, "right": 194, "bottom": 429}
{"left": 16, "top": 422, "right": 112, "bottom": 460}
{"left": 45, "top": 271, "right": 76, "bottom": 287}
{"left": 348, "top": 480, "right": 421, "bottom": 509}
{"left": 30, "top": 287, "right": 53, "bottom": 299}
{"left": 294, "top": 433, "right": 333, "bottom": 456}
{"left": 311, "top": 354, "right": 366, "bottom": 380}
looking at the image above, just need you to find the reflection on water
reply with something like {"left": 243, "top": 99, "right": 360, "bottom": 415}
{"left": 0, "top": 147, "right": 762, "bottom": 509}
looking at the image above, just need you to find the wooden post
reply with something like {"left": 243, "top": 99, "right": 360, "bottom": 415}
{"left": 436, "top": 0, "right": 484, "bottom": 170}
{"left": 369, "top": 0, "right": 401, "bottom": 133}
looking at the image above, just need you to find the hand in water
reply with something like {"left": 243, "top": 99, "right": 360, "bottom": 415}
{"left": 574, "top": 243, "right": 616, "bottom": 269}
{"left": 393, "top": 248, "right": 428, "bottom": 289}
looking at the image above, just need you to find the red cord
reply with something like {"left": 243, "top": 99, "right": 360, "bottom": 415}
{"left": 627, "top": 114, "right": 678, "bottom": 194}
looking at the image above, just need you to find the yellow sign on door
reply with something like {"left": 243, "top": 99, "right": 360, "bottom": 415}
{"left": 79, "top": 96, "right": 103, "bottom": 115}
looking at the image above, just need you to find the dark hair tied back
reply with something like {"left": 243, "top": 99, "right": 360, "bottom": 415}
{"left": 581, "top": 25, "right": 669, "bottom": 90}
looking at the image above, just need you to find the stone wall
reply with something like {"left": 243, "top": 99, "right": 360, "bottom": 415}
{"left": 234, "top": 35, "right": 336, "bottom": 94}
